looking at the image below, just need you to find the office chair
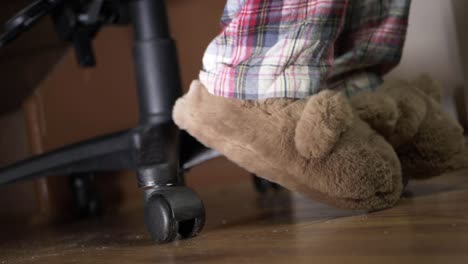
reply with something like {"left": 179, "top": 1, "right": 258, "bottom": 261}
{"left": 0, "top": 0, "right": 281, "bottom": 243}
{"left": 0, "top": 0, "right": 226, "bottom": 244}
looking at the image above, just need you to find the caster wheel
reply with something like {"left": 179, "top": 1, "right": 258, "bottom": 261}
{"left": 144, "top": 187, "right": 205, "bottom": 244}
{"left": 178, "top": 214, "right": 205, "bottom": 239}
{"left": 402, "top": 174, "right": 409, "bottom": 189}
{"left": 70, "top": 173, "right": 102, "bottom": 217}
{"left": 401, "top": 174, "right": 410, "bottom": 198}
{"left": 144, "top": 194, "right": 178, "bottom": 243}
{"left": 252, "top": 174, "right": 282, "bottom": 193}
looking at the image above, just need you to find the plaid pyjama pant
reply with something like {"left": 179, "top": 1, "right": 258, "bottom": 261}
{"left": 199, "top": 0, "right": 411, "bottom": 99}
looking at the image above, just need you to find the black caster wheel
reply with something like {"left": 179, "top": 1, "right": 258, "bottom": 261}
{"left": 70, "top": 173, "right": 102, "bottom": 217}
{"left": 400, "top": 174, "right": 410, "bottom": 198}
{"left": 252, "top": 174, "right": 282, "bottom": 193}
{"left": 402, "top": 174, "right": 409, "bottom": 189}
{"left": 144, "top": 186, "right": 205, "bottom": 244}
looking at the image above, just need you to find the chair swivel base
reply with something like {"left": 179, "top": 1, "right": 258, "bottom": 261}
{"left": 0, "top": 121, "right": 220, "bottom": 243}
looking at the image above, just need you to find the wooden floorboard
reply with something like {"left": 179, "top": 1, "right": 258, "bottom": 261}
{"left": 1, "top": 169, "right": 468, "bottom": 263}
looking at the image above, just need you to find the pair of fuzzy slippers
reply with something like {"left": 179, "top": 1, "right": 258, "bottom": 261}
{"left": 173, "top": 76, "right": 467, "bottom": 211}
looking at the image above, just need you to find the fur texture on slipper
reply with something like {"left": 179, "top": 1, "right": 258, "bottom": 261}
{"left": 351, "top": 75, "right": 468, "bottom": 179}
{"left": 173, "top": 80, "right": 403, "bottom": 210}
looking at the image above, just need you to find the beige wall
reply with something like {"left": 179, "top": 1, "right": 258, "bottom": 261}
{"left": 386, "top": 0, "right": 467, "bottom": 124}
{"left": 451, "top": 0, "right": 468, "bottom": 127}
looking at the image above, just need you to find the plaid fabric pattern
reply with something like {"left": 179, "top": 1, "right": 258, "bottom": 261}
{"left": 200, "top": 0, "right": 411, "bottom": 99}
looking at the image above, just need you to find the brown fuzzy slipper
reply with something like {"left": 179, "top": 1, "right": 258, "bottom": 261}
{"left": 173, "top": 80, "right": 404, "bottom": 210}
{"left": 351, "top": 75, "right": 468, "bottom": 179}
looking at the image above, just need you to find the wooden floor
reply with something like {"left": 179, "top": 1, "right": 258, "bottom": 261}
{"left": 1, "top": 169, "right": 468, "bottom": 263}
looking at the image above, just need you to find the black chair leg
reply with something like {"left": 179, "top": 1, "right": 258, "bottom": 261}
{"left": 70, "top": 172, "right": 102, "bottom": 217}
{"left": 129, "top": 0, "right": 205, "bottom": 243}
